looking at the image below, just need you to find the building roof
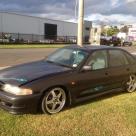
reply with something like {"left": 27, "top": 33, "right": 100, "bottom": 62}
{"left": 0, "top": 11, "right": 77, "bottom": 25}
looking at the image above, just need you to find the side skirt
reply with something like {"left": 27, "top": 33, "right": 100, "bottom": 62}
{"left": 74, "top": 88, "right": 123, "bottom": 103}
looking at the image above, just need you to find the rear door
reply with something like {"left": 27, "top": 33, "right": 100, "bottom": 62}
{"left": 106, "top": 49, "right": 131, "bottom": 89}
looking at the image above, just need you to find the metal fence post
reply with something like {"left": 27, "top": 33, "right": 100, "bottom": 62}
{"left": 66, "top": 36, "right": 68, "bottom": 43}
{"left": 32, "top": 34, "right": 33, "bottom": 43}
{"left": 2, "top": 32, "right": 3, "bottom": 44}
{"left": 18, "top": 33, "right": 19, "bottom": 43}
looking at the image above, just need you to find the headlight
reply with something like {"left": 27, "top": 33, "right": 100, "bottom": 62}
{"left": 2, "top": 84, "right": 33, "bottom": 96}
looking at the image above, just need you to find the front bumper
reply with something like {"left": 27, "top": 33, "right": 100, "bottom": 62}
{"left": 0, "top": 90, "right": 41, "bottom": 114}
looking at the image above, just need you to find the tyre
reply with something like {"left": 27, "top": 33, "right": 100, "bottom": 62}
{"left": 41, "top": 87, "right": 66, "bottom": 114}
{"left": 126, "top": 75, "right": 136, "bottom": 93}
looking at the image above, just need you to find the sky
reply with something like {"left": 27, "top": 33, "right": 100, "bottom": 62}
{"left": 0, "top": 0, "right": 136, "bottom": 25}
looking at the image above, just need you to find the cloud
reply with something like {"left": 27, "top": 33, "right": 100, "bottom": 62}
{"left": 86, "top": 13, "right": 136, "bottom": 24}
{"left": 0, "top": 0, "right": 136, "bottom": 24}
{"left": 110, "top": 0, "right": 121, "bottom": 8}
{"left": 106, "top": 0, "right": 136, "bottom": 15}
{"left": 126, "top": 0, "right": 136, "bottom": 3}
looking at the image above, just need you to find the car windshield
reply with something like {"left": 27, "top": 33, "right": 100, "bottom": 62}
{"left": 46, "top": 48, "right": 88, "bottom": 68}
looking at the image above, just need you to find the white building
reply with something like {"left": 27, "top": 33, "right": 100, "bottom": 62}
{"left": 128, "top": 27, "right": 136, "bottom": 41}
{"left": 0, "top": 12, "right": 92, "bottom": 42}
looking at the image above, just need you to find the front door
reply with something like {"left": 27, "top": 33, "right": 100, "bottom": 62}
{"left": 74, "top": 50, "right": 111, "bottom": 101}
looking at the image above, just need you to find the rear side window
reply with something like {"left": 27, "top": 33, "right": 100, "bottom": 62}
{"left": 109, "top": 50, "right": 129, "bottom": 67}
{"left": 125, "top": 53, "right": 135, "bottom": 64}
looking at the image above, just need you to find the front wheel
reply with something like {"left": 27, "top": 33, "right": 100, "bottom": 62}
{"left": 126, "top": 75, "right": 136, "bottom": 93}
{"left": 41, "top": 87, "right": 66, "bottom": 114}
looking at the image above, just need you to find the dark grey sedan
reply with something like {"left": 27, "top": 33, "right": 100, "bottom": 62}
{"left": 0, "top": 45, "right": 136, "bottom": 114}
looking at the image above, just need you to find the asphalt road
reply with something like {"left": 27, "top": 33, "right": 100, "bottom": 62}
{"left": 0, "top": 48, "right": 56, "bottom": 67}
{"left": 0, "top": 46, "right": 136, "bottom": 67}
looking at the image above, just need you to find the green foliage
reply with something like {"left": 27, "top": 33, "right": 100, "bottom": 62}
{"left": 101, "top": 26, "right": 120, "bottom": 36}
{"left": 107, "top": 26, "right": 119, "bottom": 36}
{"left": 0, "top": 44, "right": 65, "bottom": 49}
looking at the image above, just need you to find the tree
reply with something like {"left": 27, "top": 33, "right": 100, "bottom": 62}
{"left": 120, "top": 26, "right": 128, "bottom": 33}
{"left": 106, "top": 26, "right": 119, "bottom": 36}
{"left": 101, "top": 26, "right": 119, "bottom": 36}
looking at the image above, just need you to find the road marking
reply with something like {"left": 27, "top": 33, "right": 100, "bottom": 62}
{"left": 0, "top": 66, "right": 10, "bottom": 70}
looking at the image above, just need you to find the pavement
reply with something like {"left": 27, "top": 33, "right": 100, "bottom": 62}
{"left": 0, "top": 46, "right": 136, "bottom": 69}
{"left": 122, "top": 46, "right": 136, "bottom": 53}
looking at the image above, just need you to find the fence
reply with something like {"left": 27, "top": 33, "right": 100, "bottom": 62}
{"left": 0, "top": 32, "right": 82, "bottom": 44}
{"left": 0, "top": 32, "right": 78, "bottom": 44}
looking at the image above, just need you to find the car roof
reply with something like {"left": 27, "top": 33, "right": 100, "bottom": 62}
{"left": 65, "top": 45, "right": 120, "bottom": 53}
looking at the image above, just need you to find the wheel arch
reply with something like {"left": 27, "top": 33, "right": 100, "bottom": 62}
{"left": 40, "top": 85, "right": 72, "bottom": 107}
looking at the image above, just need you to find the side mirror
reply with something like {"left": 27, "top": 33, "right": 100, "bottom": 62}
{"left": 82, "top": 65, "right": 92, "bottom": 71}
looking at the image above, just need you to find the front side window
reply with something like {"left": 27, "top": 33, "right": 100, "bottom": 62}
{"left": 86, "top": 50, "right": 108, "bottom": 70}
{"left": 47, "top": 48, "right": 88, "bottom": 68}
{"left": 109, "top": 50, "right": 129, "bottom": 67}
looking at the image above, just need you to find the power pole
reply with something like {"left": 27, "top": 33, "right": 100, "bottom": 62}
{"left": 77, "top": 0, "right": 84, "bottom": 47}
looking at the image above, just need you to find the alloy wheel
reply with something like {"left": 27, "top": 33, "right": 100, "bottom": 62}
{"left": 126, "top": 75, "right": 136, "bottom": 93}
{"left": 42, "top": 88, "right": 66, "bottom": 114}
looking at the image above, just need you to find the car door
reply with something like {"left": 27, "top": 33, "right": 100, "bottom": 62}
{"left": 74, "top": 50, "right": 111, "bottom": 102}
{"left": 106, "top": 49, "right": 131, "bottom": 89}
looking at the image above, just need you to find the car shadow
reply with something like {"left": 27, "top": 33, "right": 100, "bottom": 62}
{"left": 66, "top": 90, "right": 127, "bottom": 111}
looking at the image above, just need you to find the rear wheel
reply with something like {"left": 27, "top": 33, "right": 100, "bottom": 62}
{"left": 41, "top": 87, "right": 66, "bottom": 114}
{"left": 126, "top": 75, "right": 136, "bottom": 93}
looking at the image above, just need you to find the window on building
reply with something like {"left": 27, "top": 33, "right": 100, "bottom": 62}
{"left": 86, "top": 27, "right": 90, "bottom": 31}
